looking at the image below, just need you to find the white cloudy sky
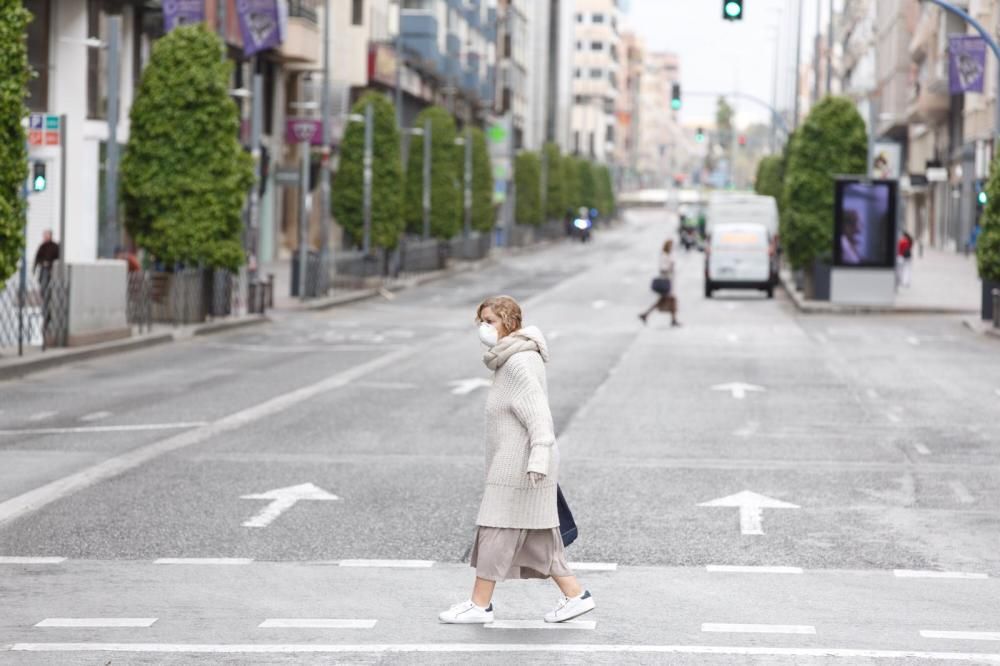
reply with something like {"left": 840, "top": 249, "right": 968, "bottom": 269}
{"left": 624, "top": 0, "right": 830, "bottom": 129}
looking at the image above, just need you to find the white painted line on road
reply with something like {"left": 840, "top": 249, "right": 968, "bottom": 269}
{"left": 0, "top": 422, "right": 208, "bottom": 436}
{"left": 913, "top": 443, "right": 932, "bottom": 456}
{"left": 706, "top": 565, "right": 803, "bottom": 574}
{"left": 894, "top": 570, "right": 988, "bottom": 580}
{"left": 948, "top": 481, "right": 975, "bottom": 505}
{"left": 698, "top": 490, "right": 799, "bottom": 536}
{"left": 27, "top": 411, "right": 57, "bottom": 422}
{"left": 906, "top": 336, "right": 921, "bottom": 346}
{"left": 886, "top": 411, "right": 902, "bottom": 424}
{"left": 702, "top": 623, "right": 815, "bottom": 635}
{"left": 79, "top": 411, "right": 112, "bottom": 422}
{"left": 711, "top": 383, "right": 765, "bottom": 400}
{"left": 569, "top": 562, "right": 618, "bottom": 571}
{"left": 154, "top": 558, "right": 253, "bottom": 565}
{"left": 592, "top": 300, "right": 609, "bottom": 310}
{"left": 241, "top": 483, "right": 340, "bottom": 528}
{"left": 259, "top": 619, "right": 377, "bottom": 629}
{"left": 353, "top": 381, "right": 418, "bottom": 390}
{"left": 733, "top": 421, "right": 759, "bottom": 438}
{"left": 487, "top": 620, "right": 596, "bottom": 630}
{"left": 0, "top": 556, "right": 66, "bottom": 564}
{"left": 922, "top": 631, "right": 1000, "bottom": 641}
{"left": 7, "top": 643, "right": 1000, "bottom": 661}
{"left": 36, "top": 618, "right": 157, "bottom": 628}
{"left": 338, "top": 559, "right": 435, "bottom": 568}
{"left": 813, "top": 333, "right": 829, "bottom": 345}
{"left": 866, "top": 388, "right": 880, "bottom": 400}
{"left": 0, "top": 345, "right": 417, "bottom": 528}
{"left": 726, "top": 334, "right": 740, "bottom": 344}
{"left": 448, "top": 378, "right": 492, "bottom": 396}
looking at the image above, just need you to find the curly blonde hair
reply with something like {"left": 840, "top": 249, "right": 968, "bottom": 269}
{"left": 476, "top": 295, "right": 523, "bottom": 337}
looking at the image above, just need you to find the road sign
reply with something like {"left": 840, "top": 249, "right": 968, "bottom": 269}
{"left": 28, "top": 114, "right": 61, "bottom": 146}
{"left": 286, "top": 118, "right": 322, "bottom": 146}
{"left": 241, "top": 482, "right": 340, "bottom": 528}
{"left": 698, "top": 490, "right": 799, "bottom": 535}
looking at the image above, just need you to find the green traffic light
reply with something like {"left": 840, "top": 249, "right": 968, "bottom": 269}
{"left": 724, "top": 1, "right": 742, "bottom": 18}
{"left": 695, "top": 133, "right": 705, "bottom": 143}
{"left": 978, "top": 190, "right": 988, "bottom": 205}
{"left": 671, "top": 99, "right": 682, "bottom": 110}
{"left": 33, "top": 175, "right": 46, "bottom": 191}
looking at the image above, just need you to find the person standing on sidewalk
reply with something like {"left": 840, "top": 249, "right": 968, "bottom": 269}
{"left": 897, "top": 230, "right": 914, "bottom": 288}
{"left": 638, "top": 239, "right": 680, "bottom": 327}
{"left": 439, "top": 295, "right": 595, "bottom": 625}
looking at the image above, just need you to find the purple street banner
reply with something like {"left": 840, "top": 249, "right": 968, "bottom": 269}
{"left": 949, "top": 35, "right": 986, "bottom": 94}
{"left": 285, "top": 118, "right": 323, "bottom": 146}
{"left": 236, "top": 0, "right": 285, "bottom": 56}
{"left": 163, "top": 0, "right": 205, "bottom": 32}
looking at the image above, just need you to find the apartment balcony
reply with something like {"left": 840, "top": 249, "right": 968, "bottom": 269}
{"left": 276, "top": 0, "right": 321, "bottom": 63}
{"left": 400, "top": 11, "right": 443, "bottom": 75}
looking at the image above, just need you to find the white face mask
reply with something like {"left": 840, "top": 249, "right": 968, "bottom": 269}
{"left": 478, "top": 322, "right": 499, "bottom": 348}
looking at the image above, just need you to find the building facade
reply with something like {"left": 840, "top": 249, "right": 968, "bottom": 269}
{"left": 570, "top": 0, "right": 623, "bottom": 162}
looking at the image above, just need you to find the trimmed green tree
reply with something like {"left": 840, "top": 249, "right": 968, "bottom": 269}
{"left": 121, "top": 24, "right": 253, "bottom": 270}
{"left": 977, "top": 155, "right": 1000, "bottom": 285}
{"left": 470, "top": 127, "right": 494, "bottom": 232}
{"left": 596, "top": 165, "right": 615, "bottom": 218}
{"left": 754, "top": 154, "right": 784, "bottom": 202}
{"left": 542, "top": 143, "right": 564, "bottom": 221}
{"left": 514, "top": 151, "right": 542, "bottom": 226}
{"left": 562, "top": 155, "right": 580, "bottom": 213}
{"left": 332, "top": 92, "right": 403, "bottom": 250}
{"left": 0, "top": 0, "right": 30, "bottom": 287}
{"left": 577, "top": 160, "right": 597, "bottom": 210}
{"left": 404, "top": 106, "right": 459, "bottom": 239}
{"left": 781, "top": 96, "right": 867, "bottom": 271}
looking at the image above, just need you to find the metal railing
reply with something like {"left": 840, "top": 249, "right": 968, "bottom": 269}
{"left": 129, "top": 268, "right": 255, "bottom": 327}
{"left": 0, "top": 266, "right": 69, "bottom": 356}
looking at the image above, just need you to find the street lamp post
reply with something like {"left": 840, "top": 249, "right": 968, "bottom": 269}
{"left": 319, "top": 0, "right": 333, "bottom": 294}
{"left": 422, "top": 117, "right": 432, "bottom": 240}
{"left": 102, "top": 14, "right": 122, "bottom": 258}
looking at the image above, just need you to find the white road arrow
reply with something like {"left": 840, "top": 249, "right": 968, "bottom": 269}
{"left": 241, "top": 483, "right": 340, "bottom": 528}
{"left": 449, "top": 378, "right": 492, "bottom": 396}
{"left": 698, "top": 490, "right": 799, "bottom": 536}
{"left": 711, "top": 383, "right": 765, "bottom": 400}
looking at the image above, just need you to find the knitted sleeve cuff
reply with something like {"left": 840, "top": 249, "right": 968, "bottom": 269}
{"left": 526, "top": 442, "right": 553, "bottom": 475}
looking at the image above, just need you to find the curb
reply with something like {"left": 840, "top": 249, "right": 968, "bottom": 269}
{"left": 779, "top": 271, "right": 979, "bottom": 316}
{"left": 962, "top": 317, "right": 1000, "bottom": 340}
{"left": 0, "top": 315, "right": 270, "bottom": 382}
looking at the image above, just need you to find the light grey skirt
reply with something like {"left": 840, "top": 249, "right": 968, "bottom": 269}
{"left": 470, "top": 526, "right": 573, "bottom": 582}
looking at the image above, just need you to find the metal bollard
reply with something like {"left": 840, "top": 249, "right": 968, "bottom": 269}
{"left": 993, "top": 288, "right": 999, "bottom": 329}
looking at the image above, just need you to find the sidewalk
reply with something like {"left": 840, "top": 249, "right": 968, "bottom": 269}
{"left": 781, "top": 246, "right": 982, "bottom": 315}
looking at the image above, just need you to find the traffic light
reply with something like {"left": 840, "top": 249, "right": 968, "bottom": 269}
{"left": 670, "top": 83, "right": 682, "bottom": 111}
{"left": 695, "top": 128, "right": 705, "bottom": 143}
{"left": 723, "top": 0, "right": 744, "bottom": 20}
{"left": 32, "top": 161, "right": 47, "bottom": 192}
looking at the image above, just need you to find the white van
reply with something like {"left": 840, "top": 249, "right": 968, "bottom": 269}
{"left": 705, "top": 222, "right": 775, "bottom": 298}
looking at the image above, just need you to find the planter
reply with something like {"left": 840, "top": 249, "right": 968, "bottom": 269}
{"left": 810, "top": 260, "right": 831, "bottom": 301}
{"left": 982, "top": 279, "right": 1000, "bottom": 321}
{"left": 149, "top": 270, "right": 207, "bottom": 325}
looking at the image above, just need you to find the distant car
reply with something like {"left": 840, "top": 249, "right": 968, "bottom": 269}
{"left": 705, "top": 222, "right": 775, "bottom": 298}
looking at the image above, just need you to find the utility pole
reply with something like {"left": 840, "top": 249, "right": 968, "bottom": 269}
{"left": 102, "top": 14, "right": 122, "bottom": 258}
{"left": 422, "top": 117, "right": 431, "bottom": 240}
{"left": 793, "top": 0, "right": 803, "bottom": 129}
{"left": 319, "top": 0, "right": 332, "bottom": 293}
{"left": 248, "top": 58, "right": 263, "bottom": 280}
{"left": 297, "top": 136, "right": 311, "bottom": 301}
{"left": 362, "top": 103, "right": 374, "bottom": 255}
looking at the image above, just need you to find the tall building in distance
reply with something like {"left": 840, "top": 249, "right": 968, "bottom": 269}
{"left": 636, "top": 51, "right": 683, "bottom": 188}
{"left": 570, "top": 0, "right": 624, "bottom": 161}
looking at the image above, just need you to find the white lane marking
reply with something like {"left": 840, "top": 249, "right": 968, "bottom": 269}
{"left": 894, "top": 570, "right": 988, "bottom": 580}
{"left": 154, "top": 558, "right": 253, "bottom": 565}
{"left": 353, "top": 382, "right": 418, "bottom": 390}
{"left": 922, "top": 631, "right": 1000, "bottom": 641}
{"left": 733, "top": 421, "right": 759, "bottom": 438}
{"left": 0, "top": 557, "right": 66, "bottom": 564}
{"left": 866, "top": 388, "right": 880, "bottom": 400}
{"left": 913, "top": 443, "right": 932, "bottom": 456}
{"left": 241, "top": 483, "right": 340, "bottom": 528}
{"left": 711, "top": 383, "right": 765, "bottom": 400}
{"left": 698, "top": 490, "right": 800, "bottom": 536}
{"left": 8, "top": 643, "right": 1000, "bottom": 660}
{"left": 79, "top": 411, "right": 112, "bottom": 422}
{"left": 948, "top": 481, "right": 975, "bottom": 505}
{"left": 0, "top": 422, "right": 208, "bottom": 436}
{"left": 813, "top": 333, "right": 829, "bottom": 345}
{"left": 706, "top": 565, "right": 803, "bottom": 574}
{"left": 887, "top": 411, "right": 902, "bottom": 424}
{"left": 907, "top": 336, "right": 921, "bottom": 346}
{"left": 726, "top": 334, "right": 741, "bottom": 344}
{"left": 259, "top": 619, "right": 377, "bottom": 629}
{"left": 36, "top": 618, "right": 157, "bottom": 628}
{"left": 569, "top": 562, "right": 618, "bottom": 571}
{"left": 0, "top": 346, "right": 416, "bottom": 528}
{"left": 338, "top": 560, "right": 434, "bottom": 568}
{"left": 592, "top": 300, "right": 609, "bottom": 310}
{"left": 487, "top": 621, "right": 596, "bottom": 630}
{"left": 448, "top": 378, "right": 492, "bottom": 396}
{"left": 702, "top": 623, "right": 816, "bottom": 635}
{"left": 995, "top": 388, "right": 1000, "bottom": 398}
{"left": 27, "top": 411, "right": 57, "bottom": 422}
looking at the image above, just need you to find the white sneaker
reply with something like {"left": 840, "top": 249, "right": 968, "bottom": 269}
{"left": 438, "top": 600, "right": 495, "bottom": 624}
{"left": 544, "top": 590, "right": 596, "bottom": 623}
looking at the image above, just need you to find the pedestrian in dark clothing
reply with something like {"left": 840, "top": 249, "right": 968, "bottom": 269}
{"left": 33, "top": 229, "right": 60, "bottom": 281}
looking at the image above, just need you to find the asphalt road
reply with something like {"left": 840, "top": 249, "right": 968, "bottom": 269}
{"left": 1, "top": 210, "right": 998, "bottom": 665}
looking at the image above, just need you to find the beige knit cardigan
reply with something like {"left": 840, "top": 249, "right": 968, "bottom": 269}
{"left": 476, "top": 326, "right": 559, "bottom": 529}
